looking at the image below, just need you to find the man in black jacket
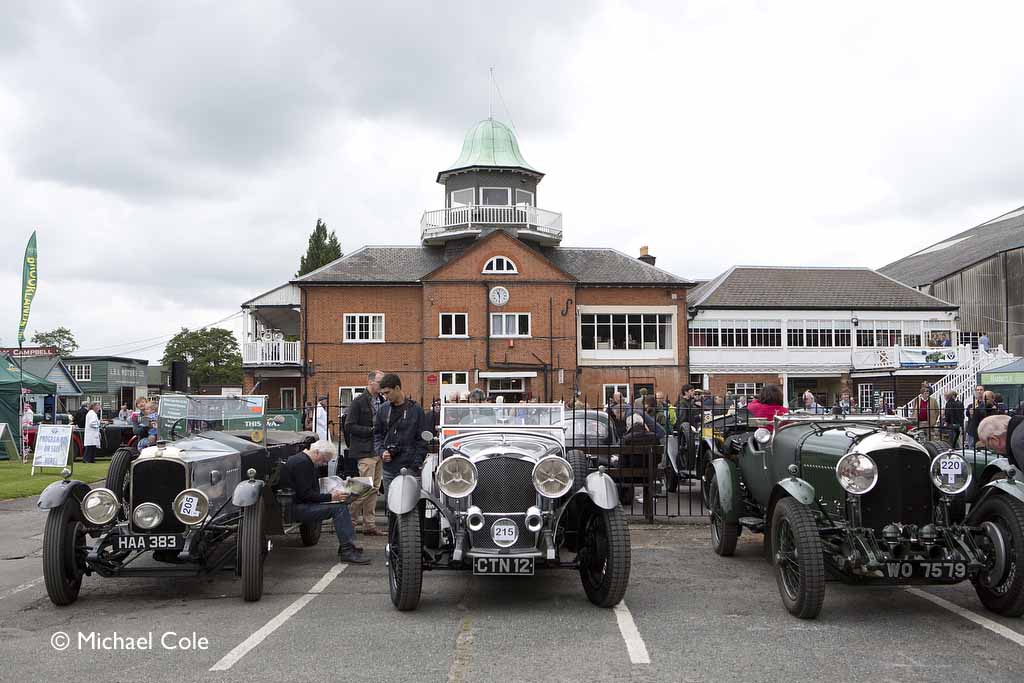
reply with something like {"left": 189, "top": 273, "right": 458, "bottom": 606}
{"left": 344, "top": 371, "right": 384, "bottom": 536}
{"left": 373, "top": 373, "right": 429, "bottom": 495}
{"left": 282, "top": 440, "right": 370, "bottom": 564}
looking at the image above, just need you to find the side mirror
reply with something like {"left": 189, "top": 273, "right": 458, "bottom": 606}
{"left": 421, "top": 430, "right": 435, "bottom": 442}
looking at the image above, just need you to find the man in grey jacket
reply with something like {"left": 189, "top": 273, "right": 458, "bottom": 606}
{"left": 344, "top": 371, "right": 384, "bottom": 535}
{"left": 978, "top": 414, "right": 1024, "bottom": 470}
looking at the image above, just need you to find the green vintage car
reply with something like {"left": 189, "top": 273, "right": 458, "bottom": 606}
{"left": 705, "top": 413, "right": 1024, "bottom": 619}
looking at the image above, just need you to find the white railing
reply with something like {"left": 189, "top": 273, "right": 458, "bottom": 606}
{"left": 898, "top": 345, "right": 1015, "bottom": 411}
{"left": 420, "top": 204, "right": 563, "bottom": 241}
{"left": 242, "top": 340, "right": 301, "bottom": 366}
{"left": 852, "top": 348, "right": 899, "bottom": 370}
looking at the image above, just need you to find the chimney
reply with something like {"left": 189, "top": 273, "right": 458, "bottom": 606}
{"left": 638, "top": 245, "right": 656, "bottom": 266}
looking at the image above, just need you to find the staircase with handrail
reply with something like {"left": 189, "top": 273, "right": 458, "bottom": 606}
{"left": 899, "top": 345, "right": 1015, "bottom": 410}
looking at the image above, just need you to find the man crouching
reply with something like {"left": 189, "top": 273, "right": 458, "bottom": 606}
{"left": 283, "top": 440, "right": 371, "bottom": 565}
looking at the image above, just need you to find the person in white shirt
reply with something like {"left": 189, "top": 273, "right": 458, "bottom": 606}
{"left": 314, "top": 396, "right": 329, "bottom": 441}
{"left": 21, "top": 404, "right": 34, "bottom": 428}
{"left": 83, "top": 401, "right": 102, "bottom": 463}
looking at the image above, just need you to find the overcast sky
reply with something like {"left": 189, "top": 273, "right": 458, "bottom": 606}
{"left": 2, "top": 1, "right": 1023, "bottom": 363}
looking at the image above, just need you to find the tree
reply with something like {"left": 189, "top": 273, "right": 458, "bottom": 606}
{"left": 296, "top": 218, "right": 342, "bottom": 276}
{"left": 31, "top": 326, "right": 79, "bottom": 355}
{"left": 161, "top": 327, "right": 243, "bottom": 387}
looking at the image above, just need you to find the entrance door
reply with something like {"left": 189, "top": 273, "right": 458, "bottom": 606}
{"left": 280, "top": 387, "right": 296, "bottom": 411}
{"left": 632, "top": 383, "right": 654, "bottom": 407}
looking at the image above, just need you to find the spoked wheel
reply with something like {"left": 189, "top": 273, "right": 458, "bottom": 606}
{"left": 388, "top": 511, "right": 422, "bottom": 610}
{"left": 299, "top": 521, "right": 322, "bottom": 546}
{"left": 105, "top": 447, "right": 136, "bottom": 506}
{"left": 971, "top": 494, "right": 1024, "bottom": 616}
{"left": 708, "top": 471, "right": 738, "bottom": 556}
{"left": 578, "top": 506, "right": 631, "bottom": 607}
{"left": 43, "top": 500, "right": 88, "bottom": 606}
{"left": 771, "top": 497, "right": 824, "bottom": 619}
{"left": 239, "top": 501, "right": 266, "bottom": 602}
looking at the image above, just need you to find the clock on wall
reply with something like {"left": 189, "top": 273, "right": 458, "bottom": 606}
{"left": 489, "top": 286, "right": 510, "bottom": 307}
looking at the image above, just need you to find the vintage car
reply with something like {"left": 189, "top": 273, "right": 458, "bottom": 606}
{"left": 37, "top": 395, "right": 317, "bottom": 606}
{"left": 705, "top": 413, "right": 1024, "bottom": 619}
{"left": 386, "top": 403, "right": 630, "bottom": 610}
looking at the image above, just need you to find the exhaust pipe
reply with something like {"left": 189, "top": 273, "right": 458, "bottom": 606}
{"left": 466, "top": 506, "right": 485, "bottom": 532}
{"left": 525, "top": 506, "right": 543, "bottom": 533}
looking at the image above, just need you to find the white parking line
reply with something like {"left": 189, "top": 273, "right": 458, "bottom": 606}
{"left": 0, "top": 576, "right": 44, "bottom": 601}
{"left": 209, "top": 563, "right": 347, "bottom": 671}
{"left": 613, "top": 600, "right": 651, "bottom": 664}
{"left": 905, "top": 587, "right": 1024, "bottom": 648}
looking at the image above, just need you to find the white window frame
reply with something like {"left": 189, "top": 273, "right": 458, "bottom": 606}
{"left": 338, "top": 386, "right": 366, "bottom": 412}
{"left": 68, "top": 364, "right": 92, "bottom": 382}
{"left": 441, "top": 371, "right": 469, "bottom": 386}
{"left": 603, "top": 384, "right": 630, "bottom": 404}
{"left": 450, "top": 188, "right": 474, "bottom": 207}
{"left": 579, "top": 305, "right": 677, "bottom": 365}
{"left": 491, "top": 312, "right": 531, "bottom": 338}
{"left": 482, "top": 256, "right": 518, "bottom": 274}
{"left": 343, "top": 313, "right": 385, "bottom": 343}
{"left": 515, "top": 189, "right": 534, "bottom": 206}
{"left": 486, "top": 377, "right": 524, "bottom": 394}
{"left": 280, "top": 387, "right": 296, "bottom": 410}
{"left": 439, "top": 312, "right": 468, "bottom": 338}
{"left": 480, "top": 186, "right": 511, "bottom": 206}
{"left": 727, "top": 382, "right": 763, "bottom": 399}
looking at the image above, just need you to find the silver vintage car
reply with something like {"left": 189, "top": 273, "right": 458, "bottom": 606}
{"left": 386, "top": 403, "right": 631, "bottom": 610}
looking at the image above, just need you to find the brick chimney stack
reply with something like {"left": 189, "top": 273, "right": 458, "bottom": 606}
{"left": 638, "top": 245, "right": 656, "bottom": 266}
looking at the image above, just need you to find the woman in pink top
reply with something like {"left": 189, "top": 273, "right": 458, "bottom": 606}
{"left": 746, "top": 384, "right": 789, "bottom": 430}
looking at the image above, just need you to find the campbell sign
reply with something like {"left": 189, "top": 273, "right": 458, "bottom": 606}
{"left": 0, "top": 346, "right": 58, "bottom": 358}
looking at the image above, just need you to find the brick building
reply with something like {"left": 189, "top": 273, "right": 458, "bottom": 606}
{"left": 241, "top": 119, "right": 693, "bottom": 412}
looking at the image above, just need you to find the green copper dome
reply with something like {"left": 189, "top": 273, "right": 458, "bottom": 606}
{"left": 437, "top": 119, "right": 542, "bottom": 182}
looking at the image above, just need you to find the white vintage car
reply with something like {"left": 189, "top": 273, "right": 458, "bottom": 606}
{"left": 386, "top": 403, "right": 631, "bottom": 610}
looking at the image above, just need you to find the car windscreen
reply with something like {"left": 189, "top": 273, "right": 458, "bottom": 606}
{"left": 441, "top": 404, "right": 563, "bottom": 427}
{"left": 563, "top": 420, "right": 608, "bottom": 439}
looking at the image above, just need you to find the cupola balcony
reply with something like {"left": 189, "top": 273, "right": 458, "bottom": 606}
{"left": 420, "top": 204, "right": 563, "bottom": 246}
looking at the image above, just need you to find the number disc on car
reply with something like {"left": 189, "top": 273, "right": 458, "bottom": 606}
{"left": 491, "top": 518, "right": 518, "bottom": 547}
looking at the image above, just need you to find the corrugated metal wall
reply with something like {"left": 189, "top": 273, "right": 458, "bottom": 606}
{"left": 933, "top": 255, "right": 1007, "bottom": 350}
{"left": 1006, "top": 247, "right": 1024, "bottom": 356}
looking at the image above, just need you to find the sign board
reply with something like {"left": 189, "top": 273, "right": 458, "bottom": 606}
{"left": 0, "top": 346, "right": 58, "bottom": 357}
{"left": 898, "top": 347, "right": 959, "bottom": 367}
{"left": 31, "top": 424, "right": 73, "bottom": 474}
{"left": 427, "top": 374, "right": 437, "bottom": 384}
{"left": 0, "top": 423, "right": 18, "bottom": 461}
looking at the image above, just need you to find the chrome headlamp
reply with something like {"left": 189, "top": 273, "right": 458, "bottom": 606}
{"left": 533, "top": 455, "right": 573, "bottom": 498}
{"left": 436, "top": 455, "right": 477, "bottom": 498}
{"left": 173, "top": 488, "right": 210, "bottom": 525}
{"left": 81, "top": 488, "right": 118, "bottom": 525}
{"left": 835, "top": 452, "right": 878, "bottom": 495}
{"left": 754, "top": 428, "right": 772, "bottom": 445}
{"left": 930, "top": 451, "right": 972, "bottom": 495}
{"left": 132, "top": 502, "right": 164, "bottom": 529}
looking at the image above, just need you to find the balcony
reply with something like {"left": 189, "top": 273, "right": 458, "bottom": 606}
{"left": 242, "top": 340, "right": 301, "bottom": 366}
{"left": 420, "top": 205, "right": 563, "bottom": 246}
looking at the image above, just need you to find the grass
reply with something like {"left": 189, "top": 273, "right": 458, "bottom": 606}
{"left": 0, "top": 459, "right": 110, "bottom": 500}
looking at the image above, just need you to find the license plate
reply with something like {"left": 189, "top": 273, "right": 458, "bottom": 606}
{"left": 116, "top": 534, "right": 183, "bottom": 551}
{"left": 882, "top": 561, "right": 967, "bottom": 581}
{"left": 473, "top": 557, "right": 534, "bottom": 575}
{"left": 491, "top": 518, "right": 519, "bottom": 547}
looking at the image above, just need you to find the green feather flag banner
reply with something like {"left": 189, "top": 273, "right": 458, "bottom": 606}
{"left": 18, "top": 231, "right": 38, "bottom": 345}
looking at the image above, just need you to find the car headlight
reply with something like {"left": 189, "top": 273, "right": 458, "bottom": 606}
{"left": 436, "top": 456, "right": 477, "bottom": 498}
{"left": 754, "top": 428, "right": 772, "bottom": 445}
{"left": 533, "top": 456, "right": 573, "bottom": 498}
{"left": 835, "top": 452, "right": 878, "bottom": 495}
{"left": 173, "top": 488, "right": 210, "bottom": 525}
{"left": 132, "top": 502, "right": 164, "bottom": 529}
{"left": 81, "top": 488, "right": 118, "bottom": 525}
{"left": 930, "top": 451, "right": 972, "bottom": 495}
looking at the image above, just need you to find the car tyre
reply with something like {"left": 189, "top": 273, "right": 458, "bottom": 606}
{"left": 388, "top": 511, "right": 422, "bottom": 611}
{"left": 663, "top": 452, "right": 679, "bottom": 494}
{"left": 239, "top": 501, "right": 266, "bottom": 602}
{"left": 708, "top": 470, "right": 739, "bottom": 556}
{"left": 971, "top": 494, "right": 1024, "bottom": 617}
{"left": 578, "top": 505, "right": 631, "bottom": 607}
{"left": 299, "top": 520, "right": 322, "bottom": 546}
{"left": 566, "top": 449, "right": 588, "bottom": 494}
{"left": 618, "top": 485, "right": 634, "bottom": 507}
{"left": 105, "top": 446, "right": 136, "bottom": 505}
{"left": 771, "top": 497, "right": 825, "bottom": 619}
{"left": 43, "top": 500, "right": 86, "bottom": 606}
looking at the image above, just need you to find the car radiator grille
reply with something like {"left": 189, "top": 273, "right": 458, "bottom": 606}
{"left": 131, "top": 458, "right": 188, "bottom": 533}
{"left": 859, "top": 448, "right": 933, "bottom": 532}
{"left": 471, "top": 457, "right": 537, "bottom": 512}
